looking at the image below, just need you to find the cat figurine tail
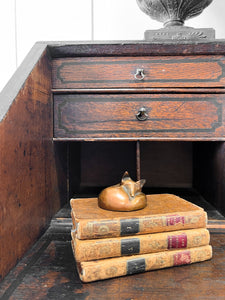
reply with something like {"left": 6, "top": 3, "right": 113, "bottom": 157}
{"left": 98, "top": 171, "right": 147, "bottom": 211}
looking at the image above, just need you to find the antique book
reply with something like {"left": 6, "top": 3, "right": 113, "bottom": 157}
{"left": 70, "top": 194, "right": 207, "bottom": 239}
{"left": 71, "top": 228, "right": 210, "bottom": 261}
{"left": 72, "top": 243, "right": 212, "bottom": 282}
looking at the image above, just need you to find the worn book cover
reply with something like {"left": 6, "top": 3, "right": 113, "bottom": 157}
{"left": 71, "top": 228, "right": 210, "bottom": 261}
{"left": 70, "top": 194, "right": 207, "bottom": 239}
{"left": 72, "top": 244, "right": 212, "bottom": 282}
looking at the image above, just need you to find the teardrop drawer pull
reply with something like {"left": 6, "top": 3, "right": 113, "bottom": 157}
{"left": 134, "top": 68, "right": 145, "bottom": 80}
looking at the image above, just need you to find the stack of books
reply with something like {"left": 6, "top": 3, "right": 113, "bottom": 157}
{"left": 70, "top": 194, "right": 212, "bottom": 282}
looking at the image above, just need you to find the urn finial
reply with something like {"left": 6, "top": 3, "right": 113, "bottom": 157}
{"left": 136, "top": 0, "right": 215, "bottom": 41}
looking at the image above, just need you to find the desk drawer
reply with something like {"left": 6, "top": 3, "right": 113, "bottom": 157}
{"left": 54, "top": 94, "right": 225, "bottom": 140}
{"left": 52, "top": 56, "right": 225, "bottom": 89}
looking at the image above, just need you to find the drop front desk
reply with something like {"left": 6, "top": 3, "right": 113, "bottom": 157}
{"left": 0, "top": 41, "right": 225, "bottom": 299}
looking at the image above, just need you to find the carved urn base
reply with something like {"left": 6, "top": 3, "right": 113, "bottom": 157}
{"left": 144, "top": 26, "right": 215, "bottom": 41}
{"left": 136, "top": 0, "right": 215, "bottom": 41}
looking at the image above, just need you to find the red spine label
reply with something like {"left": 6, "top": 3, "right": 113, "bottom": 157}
{"left": 173, "top": 250, "right": 191, "bottom": 266}
{"left": 168, "top": 233, "right": 187, "bottom": 249}
{"left": 166, "top": 215, "right": 185, "bottom": 226}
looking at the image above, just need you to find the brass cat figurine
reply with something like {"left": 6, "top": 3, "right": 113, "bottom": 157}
{"left": 98, "top": 171, "right": 147, "bottom": 211}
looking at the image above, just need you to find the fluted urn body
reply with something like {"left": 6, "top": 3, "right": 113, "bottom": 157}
{"left": 137, "top": 0, "right": 213, "bottom": 27}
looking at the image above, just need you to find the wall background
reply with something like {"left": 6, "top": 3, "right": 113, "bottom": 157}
{"left": 0, "top": 0, "right": 225, "bottom": 91}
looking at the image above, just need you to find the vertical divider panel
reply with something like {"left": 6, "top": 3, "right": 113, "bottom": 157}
{"left": 136, "top": 141, "right": 141, "bottom": 181}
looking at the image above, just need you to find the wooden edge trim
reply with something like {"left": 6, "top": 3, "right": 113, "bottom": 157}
{"left": 51, "top": 88, "right": 225, "bottom": 94}
{"left": 47, "top": 40, "right": 225, "bottom": 58}
{"left": 0, "top": 42, "right": 49, "bottom": 122}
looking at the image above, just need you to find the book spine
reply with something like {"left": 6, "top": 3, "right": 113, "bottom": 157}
{"left": 73, "top": 210, "right": 207, "bottom": 239}
{"left": 74, "top": 245, "right": 212, "bottom": 282}
{"left": 72, "top": 228, "right": 210, "bottom": 262}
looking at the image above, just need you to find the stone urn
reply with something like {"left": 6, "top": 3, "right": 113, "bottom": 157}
{"left": 136, "top": 0, "right": 214, "bottom": 40}
{"left": 137, "top": 0, "right": 213, "bottom": 27}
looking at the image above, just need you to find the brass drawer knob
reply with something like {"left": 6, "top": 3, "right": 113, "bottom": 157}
{"left": 134, "top": 68, "right": 145, "bottom": 80}
{"left": 136, "top": 107, "right": 148, "bottom": 121}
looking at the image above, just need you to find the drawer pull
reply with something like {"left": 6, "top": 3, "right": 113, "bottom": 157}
{"left": 134, "top": 68, "right": 145, "bottom": 80}
{"left": 136, "top": 107, "right": 148, "bottom": 121}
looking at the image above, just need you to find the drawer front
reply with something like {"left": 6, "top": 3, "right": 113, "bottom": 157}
{"left": 54, "top": 94, "right": 225, "bottom": 140}
{"left": 52, "top": 56, "right": 225, "bottom": 89}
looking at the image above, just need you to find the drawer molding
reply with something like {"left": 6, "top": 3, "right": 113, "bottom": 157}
{"left": 53, "top": 56, "right": 225, "bottom": 89}
{"left": 54, "top": 95, "right": 223, "bottom": 139}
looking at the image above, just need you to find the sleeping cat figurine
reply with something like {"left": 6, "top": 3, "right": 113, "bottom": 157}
{"left": 98, "top": 171, "right": 147, "bottom": 211}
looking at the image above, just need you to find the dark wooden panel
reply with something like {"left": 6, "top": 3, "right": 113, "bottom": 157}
{"left": 68, "top": 142, "right": 82, "bottom": 197}
{"left": 53, "top": 142, "right": 69, "bottom": 206}
{"left": 54, "top": 94, "right": 225, "bottom": 140}
{"left": 193, "top": 142, "right": 225, "bottom": 217}
{"left": 73, "top": 142, "right": 192, "bottom": 191}
{"left": 79, "top": 142, "right": 137, "bottom": 190}
{"left": 48, "top": 41, "right": 225, "bottom": 58}
{"left": 69, "top": 142, "right": 193, "bottom": 193}
{"left": 52, "top": 55, "right": 225, "bottom": 89}
{"left": 141, "top": 142, "right": 193, "bottom": 188}
{"left": 0, "top": 46, "right": 61, "bottom": 281}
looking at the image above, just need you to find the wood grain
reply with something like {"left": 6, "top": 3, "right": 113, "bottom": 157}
{"left": 0, "top": 45, "right": 61, "bottom": 281}
{"left": 54, "top": 93, "right": 225, "bottom": 140}
{"left": 52, "top": 55, "right": 225, "bottom": 89}
{"left": 48, "top": 40, "right": 225, "bottom": 58}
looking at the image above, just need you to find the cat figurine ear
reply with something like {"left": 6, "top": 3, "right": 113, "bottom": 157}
{"left": 98, "top": 171, "right": 147, "bottom": 211}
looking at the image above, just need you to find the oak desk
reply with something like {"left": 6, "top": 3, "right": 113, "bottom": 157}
{"left": 1, "top": 41, "right": 225, "bottom": 297}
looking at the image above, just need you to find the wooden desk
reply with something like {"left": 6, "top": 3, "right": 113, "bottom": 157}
{"left": 1, "top": 41, "right": 225, "bottom": 293}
